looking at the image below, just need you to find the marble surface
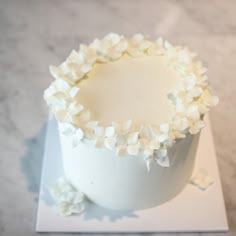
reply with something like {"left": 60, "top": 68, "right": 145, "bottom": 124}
{"left": 0, "top": 0, "right": 235, "bottom": 235}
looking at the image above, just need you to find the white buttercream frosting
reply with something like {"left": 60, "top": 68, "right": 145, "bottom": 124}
{"left": 44, "top": 33, "right": 218, "bottom": 168}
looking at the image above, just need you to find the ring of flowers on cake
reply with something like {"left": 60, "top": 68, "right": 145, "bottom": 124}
{"left": 44, "top": 33, "right": 218, "bottom": 170}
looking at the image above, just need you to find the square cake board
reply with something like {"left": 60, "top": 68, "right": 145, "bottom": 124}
{"left": 36, "top": 115, "right": 229, "bottom": 233}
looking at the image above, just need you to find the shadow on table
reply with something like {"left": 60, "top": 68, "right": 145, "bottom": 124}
{"left": 20, "top": 121, "right": 47, "bottom": 200}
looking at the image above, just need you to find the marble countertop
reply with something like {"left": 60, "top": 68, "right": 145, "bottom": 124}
{"left": 0, "top": 0, "right": 235, "bottom": 235}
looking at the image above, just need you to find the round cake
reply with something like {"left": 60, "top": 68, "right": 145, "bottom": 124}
{"left": 44, "top": 33, "right": 218, "bottom": 211}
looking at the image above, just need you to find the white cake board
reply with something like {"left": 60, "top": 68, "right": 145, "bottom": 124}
{"left": 36, "top": 115, "right": 228, "bottom": 233}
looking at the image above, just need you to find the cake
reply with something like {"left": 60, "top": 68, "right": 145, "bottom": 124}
{"left": 44, "top": 33, "right": 218, "bottom": 213}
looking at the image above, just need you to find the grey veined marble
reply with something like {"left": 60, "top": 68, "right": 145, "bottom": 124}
{"left": 0, "top": 0, "right": 236, "bottom": 235}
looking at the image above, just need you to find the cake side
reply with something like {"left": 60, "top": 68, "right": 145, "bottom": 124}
{"left": 58, "top": 121, "right": 200, "bottom": 210}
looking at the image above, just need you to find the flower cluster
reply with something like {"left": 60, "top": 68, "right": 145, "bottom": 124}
{"left": 44, "top": 33, "right": 219, "bottom": 170}
{"left": 49, "top": 177, "right": 86, "bottom": 216}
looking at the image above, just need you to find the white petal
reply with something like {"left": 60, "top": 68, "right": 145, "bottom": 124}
{"left": 68, "top": 103, "right": 84, "bottom": 115}
{"left": 148, "top": 125, "right": 160, "bottom": 139}
{"left": 55, "top": 79, "right": 71, "bottom": 91}
{"left": 76, "top": 128, "right": 84, "bottom": 140}
{"left": 160, "top": 123, "right": 169, "bottom": 133}
{"left": 127, "top": 132, "right": 139, "bottom": 144}
{"left": 190, "top": 169, "right": 214, "bottom": 191}
{"left": 86, "top": 121, "right": 98, "bottom": 129}
{"left": 49, "top": 65, "right": 66, "bottom": 81}
{"left": 122, "top": 120, "right": 132, "bottom": 131}
{"left": 116, "top": 134, "right": 126, "bottom": 145}
{"left": 116, "top": 145, "right": 127, "bottom": 156}
{"left": 105, "top": 33, "right": 121, "bottom": 45}
{"left": 149, "top": 140, "right": 160, "bottom": 150}
{"left": 187, "top": 105, "right": 200, "bottom": 120}
{"left": 156, "top": 148, "right": 167, "bottom": 158}
{"left": 138, "top": 138, "right": 149, "bottom": 149}
{"left": 80, "top": 110, "right": 91, "bottom": 122}
{"left": 104, "top": 137, "right": 116, "bottom": 150}
{"left": 189, "top": 120, "right": 205, "bottom": 134}
{"left": 69, "top": 87, "right": 80, "bottom": 97}
{"left": 95, "top": 137, "right": 104, "bottom": 148}
{"left": 191, "top": 87, "right": 203, "bottom": 98}
{"left": 81, "top": 64, "right": 92, "bottom": 73}
{"left": 207, "top": 95, "right": 219, "bottom": 107}
{"left": 61, "top": 123, "right": 76, "bottom": 136}
{"left": 105, "top": 126, "right": 115, "bottom": 137}
{"left": 158, "top": 133, "right": 169, "bottom": 142}
{"left": 146, "top": 158, "right": 155, "bottom": 172}
{"left": 127, "top": 144, "right": 139, "bottom": 155}
{"left": 115, "top": 40, "right": 128, "bottom": 52}
{"left": 133, "top": 33, "right": 144, "bottom": 41}
{"left": 140, "top": 125, "right": 150, "bottom": 138}
{"left": 67, "top": 50, "right": 82, "bottom": 63}
{"left": 164, "top": 40, "right": 172, "bottom": 49}
{"left": 143, "top": 147, "right": 154, "bottom": 157}
{"left": 156, "top": 155, "right": 170, "bottom": 167}
{"left": 156, "top": 37, "right": 163, "bottom": 47}
{"left": 94, "top": 126, "right": 105, "bottom": 137}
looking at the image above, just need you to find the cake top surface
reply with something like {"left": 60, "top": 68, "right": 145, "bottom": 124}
{"left": 77, "top": 55, "right": 180, "bottom": 125}
{"left": 44, "top": 33, "right": 218, "bottom": 169}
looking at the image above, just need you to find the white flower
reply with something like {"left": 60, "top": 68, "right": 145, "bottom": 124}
{"left": 144, "top": 147, "right": 170, "bottom": 171}
{"left": 105, "top": 126, "right": 115, "bottom": 137}
{"left": 127, "top": 34, "right": 153, "bottom": 57}
{"left": 79, "top": 110, "right": 91, "bottom": 122}
{"left": 127, "top": 132, "right": 139, "bottom": 144}
{"left": 94, "top": 125, "right": 116, "bottom": 148}
{"left": 189, "top": 120, "right": 205, "bottom": 134}
{"left": 178, "top": 49, "right": 192, "bottom": 64}
{"left": 69, "top": 86, "right": 80, "bottom": 98}
{"left": 71, "top": 129, "right": 84, "bottom": 148}
{"left": 60, "top": 123, "right": 84, "bottom": 147}
{"left": 49, "top": 177, "right": 86, "bottom": 216}
{"left": 77, "top": 45, "right": 97, "bottom": 65}
{"left": 104, "top": 137, "right": 116, "bottom": 150}
{"left": 187, "top": 105, "right": 200, "bottom": 120}
{"left": 67, "top": 102, "right": 84, "bottom": 116}
{"left": 183, "top": 76, "right": 196, "bottom": 91}
{"left": 127, "top": 143, "right": 139, "bottom": 155}
{"left": 90, "top": 33, "right": 127, "bottom": 61}
{"left": 190, "top": 169, "right": 214, "bottom": 190}
{"left": 49, "top": 65, "right": 69, "bottom": 82}
{"left": 155, "top": 148, "right": 170, "bottom": 167}
{"left": 60, "top": 123, "right": 77, "bottom": 136}
{"left": 188, "top": 86, "right": 203, "bottom": 98}
{"left": 116, "top": 145, "right": 127, "bottom": 156}
{"left": 158, "top": 123, "right": 170, "bottom": 143}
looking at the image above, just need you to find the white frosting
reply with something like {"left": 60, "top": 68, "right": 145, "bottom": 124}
{"left": 59, "top": 124, "right": 200, "bottom": 210}
{"left": 44, "top": 33, "right": 218, "bottom": 169}
{"left": 78, "top": 55, "right": 179, "bottom": 124}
